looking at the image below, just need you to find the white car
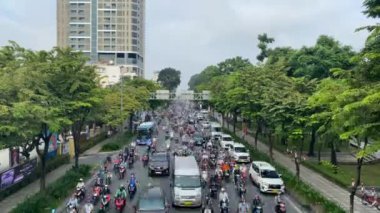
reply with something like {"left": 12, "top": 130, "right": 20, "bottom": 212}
{"left": 219, "top": 134, "right": 234, "bottom": 151}
{"left": 249, "top": 161, "right": 285, "bottom": 193}
{"left": 229, "top": 143, "right": 250, "bottom": 163}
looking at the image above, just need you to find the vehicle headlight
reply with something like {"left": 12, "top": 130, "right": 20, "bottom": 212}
{"left": 261, "top": 182, "right": 269, "bottom": 188}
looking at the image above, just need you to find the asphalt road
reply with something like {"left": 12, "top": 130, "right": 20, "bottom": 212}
{"left": 61, "top": 116, "right": 307, "bottom": 213}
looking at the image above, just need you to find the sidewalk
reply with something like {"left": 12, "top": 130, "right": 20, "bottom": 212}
{"left": 0, "top": 137, "right": 113, "bottom": 212}
{"left": 215, "top": 114, "right": 377, "bottom": 213}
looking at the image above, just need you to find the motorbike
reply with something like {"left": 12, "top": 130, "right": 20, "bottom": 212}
{"left": 128, "top": 183, "right": 137, "bottom": 199}
{"left": 223, "top": 170, "right": 230, "bottom": 182}
{"left": 220, "top": 198, "right": 229, "bottom": 213}
{"left": 66, "top": 203, "right": 77, "bottom": 213}
{"left": 201, "top": 171, "right": 208, "bottom": 188}
{"left": 238, "top": 182, "right": 247, "bottom": 198}
{"left": 115, "top": 197, "right": 126, "bottom": 212}
{"left": 209, "top": 183, "right": 218, "bottom": 198}
{"left": 113, "top": 161, "right": 120, "bottom": 175}
{"left": 92, "top": 186, "right": 102, "bottom": 205}
{"left": 128, "top": 156, "right": 134, "bottom": 169}
{"left": 252, "top": 204, "right": 263, "bottom": 213}
{"left": 142, "top": 154, "right": 149, "bottom": 167}
{"left": 203, "top": 195, "right": 213, "bottom": 213}
{"left": 105, "top": 173, "right": 112, "bottom": 185}
{"left": 119, "top": 165, "right": 126, "bottom": 179}
{"left": 275, "top": 201, "right": 286, "bottom": 213}
{"left": 209, "top": 158, "right": 217, "bottom": 169}
{"left": 99, "top": 194, "right": 111, "bottom": 212}
{"left": 75, "top": 187, "right": 85, "bottom": 202}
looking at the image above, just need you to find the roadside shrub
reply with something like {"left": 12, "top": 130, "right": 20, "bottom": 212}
{"left": 79, "top": 132, "right": 107, "bottom": 153}
{"left": 11, "top": 165, "right": 91, "bottom": 213}
{"left": 100, "top": 142, "right": 120, "bottom": 152}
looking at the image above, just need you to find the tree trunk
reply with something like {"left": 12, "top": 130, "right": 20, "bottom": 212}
{"left": 280, "top": 122, "right": 287, "bottom": 145}
{"left": 129, "top": 112, "right": 134, "bottom": 133}
{"left": 268, "top": 133, "right": 273, "bottom": 161}
{"left": 227, "top": 113, "right": 230, "bottom": 129}
{"left": 233, "top": 112, "right": 237, "bottom": 134}
{"left": 35, "top": 123, "right": 52, "bottom": 191}
{"left": 349, "top": 137, "right": 368, "bottom": 213}
{"left": 318, "top": 143, "right": 322, "bottom": 163}
{"left": 294, "top": 152, "right": 300, "bottom": 181}
{"left": 254, "top": 120, "right": 260, "bottom": 150}
{"left": 221, "top": 113, "right": 225, "bottom": 128}
{"left": 330, "top": 141, "right": 337, "bottom": 165}
{"left": 72, "top": 120, "right": 84, "bottom": 169}
{"left": 300, "top": 135, "right": 305, "bottom": 157}
{"left": 308, "top": 127, "right": 317, "bottom": 156}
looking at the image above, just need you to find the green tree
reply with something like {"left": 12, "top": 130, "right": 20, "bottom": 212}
{"left": 256, "top": 33, "right": 275, "bottom": 62}
{"left": 158, "top": 67, "right": 181, "bottom": 91}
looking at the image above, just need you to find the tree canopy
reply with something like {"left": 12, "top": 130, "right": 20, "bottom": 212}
{"left": 157, "top": 67, "right": 181, "bottom": 91}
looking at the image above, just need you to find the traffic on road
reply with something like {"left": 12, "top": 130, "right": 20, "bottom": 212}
{"left": 63, "top": 101, "right": 305, "bottom": 213}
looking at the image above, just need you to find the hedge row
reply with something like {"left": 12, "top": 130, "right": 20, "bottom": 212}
{"left": 79, "top": 131, "right": 107, "bottom": 153}
{"left": 224, "top": 129, "right": 345, "bottom": 213}
{"left": 0, "top": 155, "right": 70, "bottom": 202}
{"left": 11, "top": 165, "right": 92, "bottom": 213}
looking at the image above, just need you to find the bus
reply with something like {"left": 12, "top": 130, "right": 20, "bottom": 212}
{"left": 136, "top": 121, "right": 155, "bottom": 145}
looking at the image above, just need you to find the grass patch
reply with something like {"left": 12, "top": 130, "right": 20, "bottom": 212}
{"left": 11, "top": 165, "right": 92, "bottom": 213}
{"left": 224, "top": 128, "right": 345, "bottom": 213}
{"left": 99, "top": 132, "right": 134, "bottom": 152}
{"left": 303, "top": 161, "right": 380, "bottom": 188}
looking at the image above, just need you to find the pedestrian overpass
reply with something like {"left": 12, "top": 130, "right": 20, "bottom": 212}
{"left": 149, "top": 90, "right": 211, "bottom": 100}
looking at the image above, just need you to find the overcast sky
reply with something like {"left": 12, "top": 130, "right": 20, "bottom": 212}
{"left": 0, "top": 0, "right": 375, "bottom": 89}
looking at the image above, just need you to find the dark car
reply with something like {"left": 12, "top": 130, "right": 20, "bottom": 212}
{"left": 148, "top": 152, "right": 170, "bottom": 176}
{"left": 135, "top": 186, "right": 168, "bottom": 213}
{"left": 193, "top": 132, "right": 205, "bottom": 146}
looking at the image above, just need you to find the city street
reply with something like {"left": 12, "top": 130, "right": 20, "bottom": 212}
{"left": 62, "top": 114, "right": 306, "bottom": 213}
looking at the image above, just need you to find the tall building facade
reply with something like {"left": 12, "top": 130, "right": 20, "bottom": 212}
{"left": 57, "top": 0, "right": 145, "bottom": 77}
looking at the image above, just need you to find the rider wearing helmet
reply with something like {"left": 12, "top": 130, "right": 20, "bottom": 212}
{"left": 219, "top": 187, "right": 229, "bottom": 207}
{"left": 252, "top": 194, "right": 262, "bottom": 207}
{"left": 115, "top": 184, "right": 127, "bottom": 199}
{"left": 238, "top": 197, "right": 250, "bottom": 213}
{"left": 76, "top": 178, "right": 85, "bottom": 190}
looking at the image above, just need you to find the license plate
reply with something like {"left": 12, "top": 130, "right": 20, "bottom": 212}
{"left": 184, "top": 201, "right": 193, "bottom": 206}
{"left": 272, "top": 189, "right": 279, "bottom": 193}
{"left": 156, "top": 171, "right": 162, "bottom": 174}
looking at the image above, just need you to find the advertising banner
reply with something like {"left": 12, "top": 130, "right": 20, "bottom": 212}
{"left": 0, "top": 158, "right": 37, "bottom": 190}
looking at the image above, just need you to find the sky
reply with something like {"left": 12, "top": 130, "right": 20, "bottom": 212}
{"left": 0, "top": 0, "right": 376, "bottom": 89}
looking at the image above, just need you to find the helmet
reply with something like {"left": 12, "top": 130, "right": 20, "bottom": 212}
{"left": 221, "top": 188, "right": 225, "bottom": 192}
{"left": 103, "top": 195, "right": 107, "bottom": 199}
{"left": 79, "top": 178, "right": 83, "bottom": 181}
{"left": 105, "top": 184, "right": 108, "bottom": 188}
{"left": 120, "top": 184, "right": 124, "bottom": 188}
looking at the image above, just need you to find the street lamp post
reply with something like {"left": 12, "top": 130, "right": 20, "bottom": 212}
{"left": 120, "top": 66, "right": 125, "bottom": 132}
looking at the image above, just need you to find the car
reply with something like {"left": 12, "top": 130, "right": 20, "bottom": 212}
{"left": 200, "top": 120, "right": 211, "bottom": 129}
{"left": 249, "top": 161, "right": 285, "bottom": 193}
{"left": 193, "top": 132, "right": 205, "bottom": 146}
{"left": 210, "top": 122, "right": 222, "bottom": 140}
{"left": 229, "top": 143, "right": 250, "bottom": 163}
{"left": 219, "top": 134, "right": 234, "bottom": 151}
{"left": 148, "top": 152, "right": 170, "bottom": 176}
{"left": 135, "top": 186, "right": 168, "bottom": 213}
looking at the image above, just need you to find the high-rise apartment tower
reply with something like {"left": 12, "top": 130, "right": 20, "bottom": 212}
{"left": 57, "top": 0, "right": 145, "bottom": 77}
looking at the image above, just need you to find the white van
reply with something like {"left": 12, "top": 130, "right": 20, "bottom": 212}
{"left": 172, "top": 156, "right": 202, "bottom": 207}
{"left": 210, "top": 122, "right": 222, "bottom": 141}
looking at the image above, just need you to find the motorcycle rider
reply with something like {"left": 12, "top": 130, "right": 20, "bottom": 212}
{"left": 233, "top": 164, "right": 241, "bottom": 184}
{"left": 128, "top": 173, "right": 138, "bottom": 190}
{"left": 252, "top": 195, "right": 262, "bottom": 207}
{"left": 67, "top": 193, "right": 79, "bottom": 211}
{"left": 100, "top": 194, "right": 111, "bottom": 209}
{"left": 370, "top": 187, "right": 378, "bottom": 207}
{"left": 115, "top": 184, "right": 127, "bottom": 199}
{"left": 219, "top": 187, "right": 229, "bottom": 208}
{"left": 238, "top": 197, "right": 250, "bottom": 213}
{"left": 76, "top": 178, "right": 85, "bottom": 190}
{"left": 274, "top": 192, "right": 283, "bottom": 212}
{"left": 102, "top": 184, "right": 111, "bottom": 195}
{"left": 83, "top": 198, "right": 94, "bottom": 213}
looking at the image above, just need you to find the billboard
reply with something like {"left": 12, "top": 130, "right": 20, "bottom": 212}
{"left": 0, "top": 158, "right": 37, "bottom": 190}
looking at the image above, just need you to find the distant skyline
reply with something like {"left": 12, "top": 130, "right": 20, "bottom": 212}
{"left": 0, "top": 0, "right": 376, "bottom": 89}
